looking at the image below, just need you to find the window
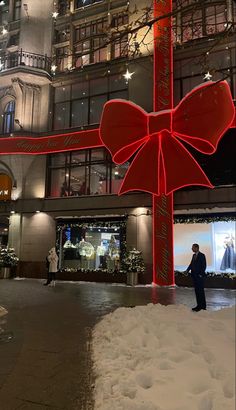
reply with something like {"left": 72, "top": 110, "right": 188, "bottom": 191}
{"left": 57, "top": 218, "right": 125, "bottom": 273}
{"left": 58, "top": 0, "right": 70, "bottom": 16}
{"left": 111, "top": 33, "right": 128, "bottom": 59}
{"left": 13, "top": 0, "right": 21, "bottom": 21}
{"left": 53, "top": 74, "right": 128, "bottom": 130}
{"left": 111, "top": 12, "right": 128, "bottom": 28}
{"left": 8, "top": 33, "right": 19, "bottom": 47}
{"left": 173, "top": 1, "right": 228, "bottom": 43}
{"left": 47, "top": 148, "right": 129, "bottom": 197}
{"left": 74, "top": 18, "right": 107, "bottom": 68}
{"left": 53, "top": 102, "right": 70, "bottom": 130}
{"left": 206, "top": 5, "right": 226, "bottom": 35}
{"left": 75, "top": 0, "right": 102, "bottom": 8}
{"left": 0, "top": 0, "right": 9, "bottom": 26}
{"left": 54, "top": 26, "right": 70, "bottom": 44}
{"left": 55, "top": 46, "right": 69, "bottom": 72}
{"left": 2, "top": 100, "right": 15, "bottom": 134}
{"left": 173, "top": 47, "right": 235, "bottom": 103}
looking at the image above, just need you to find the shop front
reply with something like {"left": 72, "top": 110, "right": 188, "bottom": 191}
{"left": 56, "top": 216, "right": 128, "bottom": 282}
{"left": 174, "top": 213, "right": 236, "bottom": 288}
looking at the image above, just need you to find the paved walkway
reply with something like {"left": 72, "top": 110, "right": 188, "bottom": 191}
{"left": 0, "top": 279, "right": 235, "bottom": 410}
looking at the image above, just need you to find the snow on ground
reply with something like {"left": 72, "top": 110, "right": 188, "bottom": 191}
{"left": 92, "top": 304, "right": 235, "bottom": 410}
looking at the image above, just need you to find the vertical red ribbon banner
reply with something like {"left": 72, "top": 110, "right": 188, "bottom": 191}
{"left": 153, "top": 0, "right": 174, "bottom": 285}
{"left": 0, "top": 1, "right": 235, "bottom": 286}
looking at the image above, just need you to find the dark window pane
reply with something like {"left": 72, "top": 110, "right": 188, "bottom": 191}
{"left": 70, "top": 166, "right": 87, "bottom": 196}
{"left": 50, "top": 153, "right": 68, "bottom": 167}
{"left": 109, "top": 74, "right": 126, "bottom": 92}
{"left": 71, "top": 151, "right": 86, "bottom": 164}
{"left": 109, "top": 90, "right": 128, "bottom": 100}
{"left": 91, "top": 148, "right": 106, "bottom": 161}
{"left": 90, "top": 77, "right": 108, "bottom": 95}
{"left": 50, "top": 169, "right": 69, "bottom": 197}
{"left": 71, "top": 99, "right": 88, "bottom": 127}
{"left": 55, "top": 85, "right": 71, "bottom": 102}
{"left": 54, "top": 102, "right": 70, "bottom": 130}
{"left": 90, "top": 163, "right": 108, "bottom": 195}
{"left": 89, "top": 95, "right": 107, "bottom": 124}
{"left": 111, "top": 163, "right": 129, "bottom": 193}
{"left": 72, "top": 82, "right": 89, "bottom": 99}
{"left": 2, "top": 100, "right": 15, "bottom": 134}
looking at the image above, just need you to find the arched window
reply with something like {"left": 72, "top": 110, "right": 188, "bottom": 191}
{"left": 2, "top": 100, "right": 15, "bottom": 134}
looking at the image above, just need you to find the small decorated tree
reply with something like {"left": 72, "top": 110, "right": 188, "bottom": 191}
{"left": 0, "top": 247, "right": 19, "bottom": 268}
{"left": 123, "top": 248, "right": 145, "bottom": 273}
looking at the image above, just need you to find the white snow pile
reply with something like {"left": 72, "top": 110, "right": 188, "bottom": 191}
{"left": 92, "top": 304, "right": 235, "bottom": 410}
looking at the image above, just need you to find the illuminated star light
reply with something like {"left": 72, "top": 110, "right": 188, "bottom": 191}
{"left": 51, "top": 64, "right": 57, "bottom": 72}
{"left": 203, "top": 71, "right": 212, "bottom": 81}
{"left": 123, "top": 69, "right": 135, "bottom": 81}
{"left": 1, "top": 27, "right": 8, "bottom": 35}
{"left": 52, "top": 11, "right": 59, "bottom": 18}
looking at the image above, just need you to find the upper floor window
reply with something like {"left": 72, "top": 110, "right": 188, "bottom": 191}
{"left": 110, "top": 12, "right": 128, "bottom": 28}
{"left": 7, "top": 32, "right": 19, "bottom": 47}
{"left": 0, "top": 0, "right": 9, "bottom": 26}
{"left": 47, "top": 148, "right": 129, "bottom": 198}
{"left": 74, "top": 18, "right": 107, "bottom": 68}
{"left": 55, "top": 45, "right": 69, "bottom": 72}
{"left": 53, "top": 74, "right": 128, "bottom": 130}
{"left": 54, "top": 26, "right": 70, "bottom": 44}
{"left": 75, "top": 0, "right": 102, "bottom": 9}
{"left": 111, "top": 33, "right": 128, "bottom": 59}
{"left": 13, "top": 0, "right": 21, "bottom": 21}
{"left": 2, "top": 100, "right": 15, "bottom": 134}
{"left": 173, "top": 1, "right": 228, "bottom": 43}
{"left": 58, "top": 0, "right": 70, "bottom": 16}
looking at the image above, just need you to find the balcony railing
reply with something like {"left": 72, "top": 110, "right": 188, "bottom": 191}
{"left": 0, "top": 49, "right": 51, "bottom": 74}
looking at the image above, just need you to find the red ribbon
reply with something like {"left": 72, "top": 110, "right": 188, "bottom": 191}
{"left": 100, "top": 81, "right": 234, "bottom": 196}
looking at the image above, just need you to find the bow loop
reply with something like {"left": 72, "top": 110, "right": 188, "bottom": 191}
{"left": 100, "top": 100, "right": 148, "bottom": 164}
{"left": 173, "top": 81, "right": 235, "bottom": 153}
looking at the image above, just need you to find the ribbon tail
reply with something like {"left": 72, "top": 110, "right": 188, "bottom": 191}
{"left": 119, "top": 138, "right": 161, "bottom": 196}
{"left": 161, "top": 132, "right": 213, "bottom": 194}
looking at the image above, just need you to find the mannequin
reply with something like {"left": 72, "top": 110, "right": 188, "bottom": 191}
{"left": 107, "top": 235, "right": 119, "bottom": 272}
{"left": 220, "top": 234, "right": 236, "bottom": 271}
{"left": 96, "top": 242, "right": 106, "bottom": 269}
{"left": 78, "top": 238, "right": 94, "bottom": 270}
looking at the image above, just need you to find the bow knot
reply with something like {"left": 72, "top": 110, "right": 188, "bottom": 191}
{"left": 149, "top": 111, "right": 172, "bottom": 135}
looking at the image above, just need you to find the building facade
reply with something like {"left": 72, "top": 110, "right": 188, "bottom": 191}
{"left": 0, "top": 0, "right": 235, "bottom": 282}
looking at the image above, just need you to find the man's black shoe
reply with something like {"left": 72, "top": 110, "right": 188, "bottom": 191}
{"left": 192, "top": 306, "right": 206, "bottom": 312}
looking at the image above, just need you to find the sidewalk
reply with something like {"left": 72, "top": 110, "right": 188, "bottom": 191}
{"left": 0, "top": 279, "right": 235, "bottom": 410}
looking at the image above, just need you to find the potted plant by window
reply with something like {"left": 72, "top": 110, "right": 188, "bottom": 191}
{"left": 0, "top": 247, "right": 19, "bottom": 279}
{"left": 123, "top": 248, "right": 145, "bottom": 286}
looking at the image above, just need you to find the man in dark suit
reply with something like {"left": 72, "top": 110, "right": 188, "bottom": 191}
{"left": 185, "top": 243, "right": 207, "bottom": 312}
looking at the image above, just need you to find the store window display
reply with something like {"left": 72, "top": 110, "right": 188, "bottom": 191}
{"left": 174, "top": 220, "right": 236, "bottom": 273}
{"left": 58, "top": 221, "right": 124, "bottom": 273}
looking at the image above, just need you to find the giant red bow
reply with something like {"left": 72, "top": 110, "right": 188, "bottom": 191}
{"left": 100, "top": 81, "right": 234, "bottom": 196}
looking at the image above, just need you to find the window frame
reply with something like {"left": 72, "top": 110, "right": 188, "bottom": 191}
{"left": 47, "top": 148, "right": 129, "bottom": 198}
{"left": 53, "top": 75, "right": 128, "bottom": 130}
{"left": 2, "top": 100, "right": 15, "bottom": 134}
